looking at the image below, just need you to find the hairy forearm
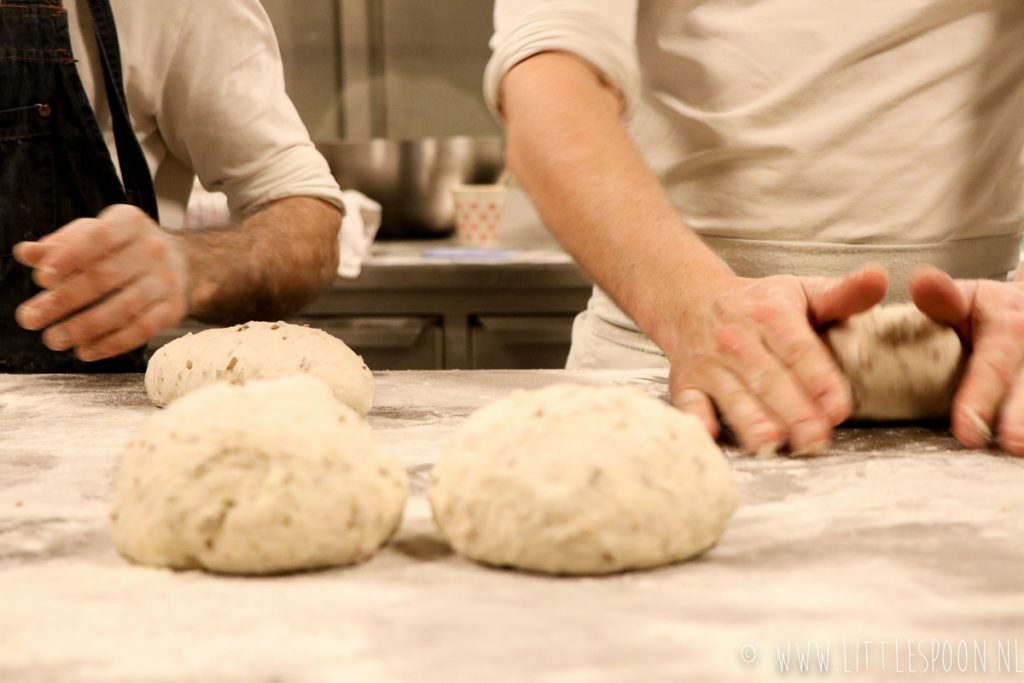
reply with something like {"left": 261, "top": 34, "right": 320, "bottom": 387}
{"left": 170, "top": 196, "right": 341, "bottom": 323}
{"left": 502, "top": 52, "right": 733, "bottom": 354}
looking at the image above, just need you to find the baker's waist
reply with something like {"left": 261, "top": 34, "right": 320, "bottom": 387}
{"left": 701, "top": 234, "right": 1020, "bottom": 290}
{"left": 591, "top": 233, "right": 1022, "bottom": 334}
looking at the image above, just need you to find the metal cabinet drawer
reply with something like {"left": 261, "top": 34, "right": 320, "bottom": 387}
{"left": 297, "top": 315, "right": 443, "bottom": 370}
{"left": 148, "top": 316, "right": 444, "bottom": 371}
{"left": 469, "top": 315, "right": 574, "bottom": 369}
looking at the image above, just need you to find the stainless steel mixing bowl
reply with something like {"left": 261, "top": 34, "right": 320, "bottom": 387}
{"left": 316, "top": 136, "right": 505, "bottom": 239}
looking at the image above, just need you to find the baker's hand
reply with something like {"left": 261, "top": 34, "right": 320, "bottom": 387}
{"left": 13, "top": 204, "right": 188, "bottom": 362}
{"left": 910, "top": 266, "right": 1024, "bottom": 455}
{"left": 668, "top": 265, "right": 888, "bottom": 455}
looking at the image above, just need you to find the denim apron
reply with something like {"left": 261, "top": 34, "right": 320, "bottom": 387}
{"left": 0, "top": 0, "right": 159, "bottom": 373}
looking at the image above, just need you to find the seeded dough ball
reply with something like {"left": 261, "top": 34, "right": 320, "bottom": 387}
{"left": 825, "top": 304, "right": 965, "bottom": 421}
{"left": 428, "top": 384, "right": 739, "bottom": 575}
{"left": 145, "top": 321, "right": 374, "bottom": 415}
{"left": 111, "top": 375, "right": 407, "bottom": 574}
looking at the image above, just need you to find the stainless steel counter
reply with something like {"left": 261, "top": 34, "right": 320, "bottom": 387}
{"left": 334, "top": 181, "right": 587, "bottom": 292}
{"left": 330, "top": 237, "right": 590, "bottom": 292}
{"left": 307, "top": 238, "right": 593, "bottom": 371}
{"left": 2, "top": 370, "right": 1023, "bottom": 682}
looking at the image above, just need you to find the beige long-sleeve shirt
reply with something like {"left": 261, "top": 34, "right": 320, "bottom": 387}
{"left": 487, "top": 0, "right": 1024, "bottom": 293}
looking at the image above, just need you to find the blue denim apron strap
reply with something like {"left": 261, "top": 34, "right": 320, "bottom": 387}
{"left": 0, "top": 0, "right": 157, "bottom": 372}
{"left": 85, "top": 0, "right": 158, "bottom": 222}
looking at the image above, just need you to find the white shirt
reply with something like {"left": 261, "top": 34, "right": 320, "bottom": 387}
{"left": 489, "top": 0, "right": 1024, "bottom": 359}
{"left": 65, "top": 0, "right": 344, "bottom": 229}
{"left": 487, "top": 0, "right": 1024, "bottom": 252}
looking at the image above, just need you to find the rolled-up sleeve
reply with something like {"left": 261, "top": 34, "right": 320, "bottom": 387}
{"left": 156, "top": 0, "right": 344, "bottom": 218}
{"left": 484, "top": 0, "right": 640, "bottom": 118}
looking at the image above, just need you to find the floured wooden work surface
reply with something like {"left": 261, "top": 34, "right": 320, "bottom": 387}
{"left": 1, "top": 371, "right": 1022, "bottom": 682}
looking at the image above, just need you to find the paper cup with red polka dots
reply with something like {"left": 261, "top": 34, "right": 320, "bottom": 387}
{"left": 452, "top": 184, "right": 507, "bottom": 247}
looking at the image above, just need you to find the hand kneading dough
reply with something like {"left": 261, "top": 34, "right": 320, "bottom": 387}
{"left": 825, "top": 304, "right": 965, "bottom": 421}
{"left": 428, "top": 384, "right": 739, "bottom": 575}
{"left": 111, "top": 375, "right": 407, "bottom": 574}
{"left": 145, "top": 321, "right": 374, "bottom": 414}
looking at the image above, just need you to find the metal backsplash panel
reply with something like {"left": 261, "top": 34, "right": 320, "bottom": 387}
{"left": 261, "top": 0, "right": 345, "bottom": 139}
{"left": 265, "top": 0, "right": 501, "bottom": 141}
{"left": 372, "top": 0, "right": 500, "bottom": 140}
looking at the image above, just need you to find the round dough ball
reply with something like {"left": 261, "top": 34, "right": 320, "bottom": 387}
{"left": 825, "top": 304, "right": 965, "bottom": 421}
{"left": 428, "top": 384, "right": 739, "bottom": 575}
{"left": 111, "top": 375, "right": 407, "bottom": 574}
{"left": 145, "top": 321, "right": 374, "bottom": 415}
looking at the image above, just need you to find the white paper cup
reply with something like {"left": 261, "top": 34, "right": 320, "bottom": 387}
{"left": 452, "top": 184, "right": 506, "bottom": 247}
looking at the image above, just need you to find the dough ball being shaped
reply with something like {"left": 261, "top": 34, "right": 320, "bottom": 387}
{"left": 145, "top": 321, "right": 374, "bottom": 415}
{"left": 428, "top": 384, "right": 739, "bottom": 575}
{"left": 825, "top": 304, "right": 965, "bottom": 421}
{"left": 111, "top": 375, "right": 408, "bottom": 574}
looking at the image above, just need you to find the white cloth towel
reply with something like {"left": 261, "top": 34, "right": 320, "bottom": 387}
{"left": 336, "top": 190, "right": 382, "bottom": 278}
